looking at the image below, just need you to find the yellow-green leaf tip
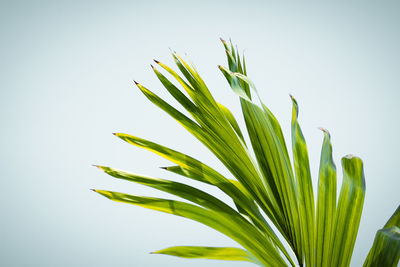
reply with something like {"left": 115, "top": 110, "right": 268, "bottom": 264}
{"left": 289, "top": 94, "right": 298, "bottom": 104}
{"left": 92, "top": 165, "right": 106, "bottom": 171}
{"left": 318, "top": 127, "right": 330, "bottom": 134}
{"left": 150, "top": 249, "right": 163, "bottom": 254}
{"left": 318, "top": 127, "right": 331, "bottom": 139}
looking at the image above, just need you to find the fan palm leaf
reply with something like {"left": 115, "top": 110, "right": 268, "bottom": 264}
{"left": 93, "top": 39, "right": 399, "bottom": 267}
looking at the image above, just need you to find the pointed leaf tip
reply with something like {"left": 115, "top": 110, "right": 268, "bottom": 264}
{"left": 290, "top": 94, "right": 297, "bottom": 103}
{"left": 133, "top": 80, "right": 139, "bottom": 85}
{"left": 92, "top": 165, "right": 105, "bottom": 171}
{"left": 154, "top": 59, "right": 160, "bottom": 64}
{"left": 318, "top": 127, "right": 331, "bottom": 138}
{"left": 318, "top": 127, "right": 327, "bottom": 133}
{"left": 90, "top": 189, "right": 97, "bottom": 192}
{"left": 160, "top": 166, "right": 168, "bottom": 170}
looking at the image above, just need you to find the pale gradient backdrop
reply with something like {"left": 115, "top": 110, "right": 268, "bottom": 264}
{"left": 1, "top": 1, "right": 399, "bottom": 266}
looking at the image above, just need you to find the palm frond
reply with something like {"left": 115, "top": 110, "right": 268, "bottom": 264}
{"left": 151, "top": 246, "right": 262, "bottom": 265}
{"left": 315, "top": 129, "right": 337, "bottom": 267}
{"left": 93, "top": 39, "right": 399, "bottom": 267}
{"left": 363, "top": 206, "right": 400, "bottom": 267}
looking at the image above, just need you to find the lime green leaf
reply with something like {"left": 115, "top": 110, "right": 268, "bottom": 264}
{"left": 330, "top": 155, "right": 366, "bottom": 267}
{"left": 150, "top": 60, "right": 274, "bottom": 223}
{"left": 153, "top": 60, "right": 194, "bottom": 97}
{"left": 92, "top": 190, "right": 287, "bottom": 267}
{"left": 363, "top": 227, "right": 400, "bottom": 267}
{"left": 217, "top": 102, "right": 245, "bottom": 143}
{"left": 151, "top": 65, "right": 197, "bottom": 113}
{"left": 160, "top": 165, "right": 213, "bottom": 185}
{"left": 93, "top": 39, "right": 383, "bottom": 267}
{"left": 95, "top": 166, "right": 240, "bottom": 215}
{"left": 315, "top": 129, "right": 337, "bottom": 267}
{"left": 219, "top": 45, "right": 304, "bottom": 265}
{"left": 113, "top": 133, "right": 255, "bottom": 213}
{"left": 172, "top": 52, "right": 217, "bottom": 103}
{"left": 239, "top": 98, "right": 294, "bottom": 226}
{"left": 218, "top": 65, "right": 251, "bottom": 101}
{"left": 220, "top": 57, "right": 303, "bottom": 264}
{"left": 290, "top": 96, "right": 315, "bottom": 267}
{"left": 112, "top": 134, "right": 291, "bottom": 264}
{"left": 152, "top": 246, "right": 261, "bottom": 265}
{"left": 95, "top": 165, "right": 290, "bottom": 265}
{"left": 156, "top": 56, "right": 220, "bottom": 114}
{"left": 363, "top": 205, "right": 400, "bottom": 267}
{"left": 220, "top": 39, "right": 237, "bottom": 75}
{"left": 133, "top": 82, "right": 204, "bottom": 140}
{"left": 113, "top": 133, "right": 255, "bottom": 211}
{"left": 164, "top": 166, "right": 294, "bottom": 267}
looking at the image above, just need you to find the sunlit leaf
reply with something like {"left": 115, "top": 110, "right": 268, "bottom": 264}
{"left": 93, "top": 39, "right": 398, "bottom": 267}
{"left": 330, "top": 156, "right": 366, "bottom": 267}
{"left": 152, "top": 246, "right": 261, "bottom": 265}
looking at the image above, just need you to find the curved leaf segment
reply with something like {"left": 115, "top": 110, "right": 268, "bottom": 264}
{"left": 93, "top": 39, "right": 398, "bottom": 267}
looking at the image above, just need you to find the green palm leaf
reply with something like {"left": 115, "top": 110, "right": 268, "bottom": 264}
{"left": 363, "top": 227, "right": 400, "bottom": 267}
{"left": 315, "top": 129, "right": 336, "bottom": 267}
{"left": 93, "top": 38, "right": 399, "bottom": 266}
{"left": 111, "top": 133, "right": 294, "bottom": 266}
{"left": 363, "top": 206, "right": 400, "bottom": 267}
{"left": 330, "top": 156, "right": 366, "bottom": 267}
{"left": 290, "top": 96, "right": 315, "bottom": 267}
{"left": 152, "top": 246, "right": 262, "bottom": 265}
{"left": 93, "top": 190, "right": 285, "bottom": 266}
{"left": 220, "top": 43, "right": 302, "bottom": 264}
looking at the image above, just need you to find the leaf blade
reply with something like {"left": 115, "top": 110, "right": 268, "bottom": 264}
{"left": 330, "top": 155, "right": 366, "bottom": 267}
{"left": 363, "top": 227, "right": 400, "bottom": 267}
{"left": 152, "top": 246, "right": 261, "bottom": 265}
{"left": 219, "top": 63, "right": 302, "bottom": 264}
{"left": 290, "top": 96, "right": 315, "bottom": 267}
{"left": 363, "top": 205, "right": 400, "bottom": 267}
{"left": 315, "top": 129, "right": 337, "bottom": 267}
{"left": 93, "top": 190, "right": 287, "bottom": 267}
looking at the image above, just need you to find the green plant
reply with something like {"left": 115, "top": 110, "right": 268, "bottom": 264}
{"left": 93, "top": 39, "right": 400, "bottom": 267}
